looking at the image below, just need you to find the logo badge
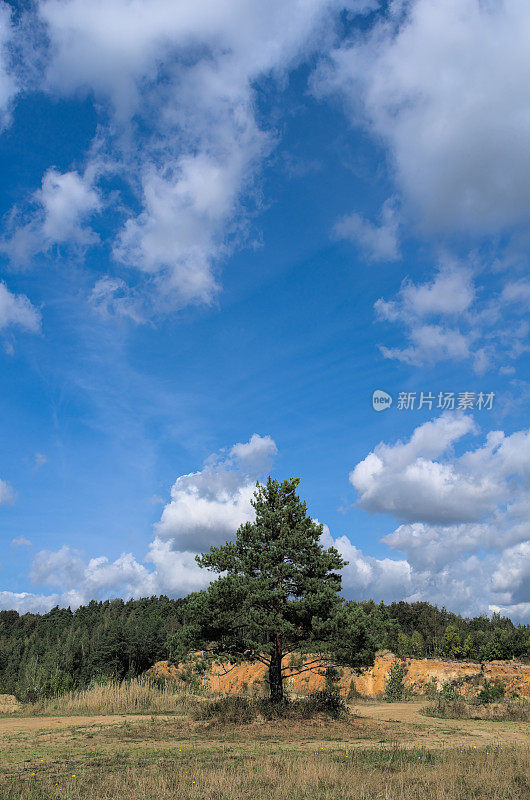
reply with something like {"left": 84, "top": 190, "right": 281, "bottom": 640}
{"left": 372, "top": 389, "right": 393, "bottom": 411}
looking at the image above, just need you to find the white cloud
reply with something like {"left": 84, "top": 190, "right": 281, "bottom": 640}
{"left": 39, "top": 0, "right": 375, "bottom": 115}
{"left": 38, "top": 168, "right": 101, "bottom": 244}
{"left": 349, "top": 413, "right": 500, "bottom": 523}
{"left": 0, "top": 2, "right": 18, "bottom": 129}
{"left": 380, "top": 325, "right": 475, "bottom": 368}
{"left": 155, "top": 433, "right": 277, "bottom": 551}
{"left": 30, "top": 545, "right": 86, "bottom": 587}
{"left": 90, "top": 277, "right": 145, "bottom": 323}
{"left": 112, "top": 146, "right": 258, "bottom": 308}
{"left": 333, "top": 198, "right": 400, "bottom": 261}
{"left": 490, "top": 602, "right": 530, "bottom": 623}
{"left": 346, "top": 415, "right": 530, "bottom": 619}
{"left": 0, "top": 537, "right": 210, "bottom": 614}
{"left": 145, "top": 537, "right": 208, "bottom": 595}
{"left": 501, "top": 278, "right": 530, "bottom": 306}
{"left": 34, "top": 453, "right": 47, "bottom": 469}
{"left": 0, "top": 590, "right": 64, "bottom": 614}
{"left": 375, "top": 264, "right": 477, "bottom": 367}
{"left": 0, "top": 433, "right": 277, "bottom": 613}
{"left": 383, "top": 522, "right": 498, "bottom": 571}
{"left": 374, "top": 262, "right": 530, "bottom": 373}
{"left": 0, "top": 281, "right": 41, "bottom": 333}
{"left": 376, "top": 266, "right": 475, "bottom": 322}
{"left": 0, "top": 478, "right": 14, "bottom": 505}
{"left": 315, "top": 0, "right": 530, "bottom": 234}
{"left": 1, "top": 168, "right": 102, "bottom": 266}
{"left": 492, "top": 541, "right": 530, "bottom": 605}
{"left": 330, "top": 534, "right": 413, "bottom": 601}
{"left": 11, "top": 536, "right": 31, "bottom": 547}
{"left": 26, "top": 0, "right": 375, "bottom": 312}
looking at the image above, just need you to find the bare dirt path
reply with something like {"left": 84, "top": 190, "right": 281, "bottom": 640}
{"left": 0, "top": 703, "right": 528, "bottom": 750}
{"left": 0, "top": 713, "right": 174, "bottom": 736}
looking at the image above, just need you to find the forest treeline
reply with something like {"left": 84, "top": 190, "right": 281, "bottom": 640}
{"left": 0, "top": 596, "right": 528, "bottom": 702}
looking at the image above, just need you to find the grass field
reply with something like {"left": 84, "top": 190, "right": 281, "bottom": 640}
{"left": 1, "top": 691, "right": 528, "bottom": 800}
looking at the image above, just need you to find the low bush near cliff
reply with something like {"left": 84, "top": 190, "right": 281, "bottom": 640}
{"left": 384, "top": 660, "right": 407, "bottom": 701}
{"left": 195, "top": 691, "right": 349, "bottom": 723}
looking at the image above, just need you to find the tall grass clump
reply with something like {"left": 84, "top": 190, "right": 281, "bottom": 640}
{"left": 26, "top": 676, "right": 198, "bottom": 716}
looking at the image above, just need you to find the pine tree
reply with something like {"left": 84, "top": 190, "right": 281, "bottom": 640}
{"left": 169, "top": 477, "right": 365, "bottom": 701}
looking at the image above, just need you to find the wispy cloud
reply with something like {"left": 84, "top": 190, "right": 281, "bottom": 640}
{"left": 333, "top": 198, "right": 400, "bottom": 261}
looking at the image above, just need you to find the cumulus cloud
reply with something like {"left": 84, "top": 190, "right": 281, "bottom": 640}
{"left": 376, "top": 264, "right": 474, "bottom": 367}
{"left": 155, "top": 433, "right": 277, "bottom": 551}
{"left": 492, "top": 541, "right": 530, "bottom": 605}
{"left": 374, "top": 262, "right": 530, "bottom": 373}
{"left": 375, "top": 264, "right": 478, "bottom": 368}
{"left": 0, "top": 590, "right": 65, "bottom": 615}
{"left": 347, "top": 415, "right": 530, "bottom": 619}
{"left": 376, "top": 266, "right": 475, "bottom": 322}
{"left": 6, "top": 0, "right": 374, "bottom": 313}
{"left": 1, "top": 168, "right": 102, "bottom": 266}
{"left": 315, "top": 0, "right": 530, "bottom": 234}
{"left": 0, "top": 433, "right": 277, "bottom": 613}
{"left": 333, "top": 198, "right": 400, "bottom": 261}
{"left": 350, "top": 413, "right": 495, "bottom": 523}
{"left": 0, "top": 538, "right": 209, "bottom": 614}
{"left": 328, "top": 534, "right": 413, "bottom": 601}
{"left": 3, "top": 422, "right": 529, "bottom": 621}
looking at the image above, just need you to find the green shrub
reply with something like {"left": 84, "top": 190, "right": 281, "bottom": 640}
{"left": 423, "top": 697, "right": 467, "bottom": 718}
{"left": 303, "top": 690, "right": 347, "bottom": 719}
{"left": 347, "top": 678, "right": 361, "bottom": 700}
{"left": 194, "top": 691, "right": 349, "bottom": 723}
{"left": 425, "top": 678, "right": 439, "bottom": 700}
{"left": 439, "top": 680, "right": 460, "bottom": 701}
{"left": 195, "top": 696, "right": 256, "bottom": 724}
{"left": 476, "top": 678, "right": 505, "bottom": 704}
{"left": 385, "top": 660, "right": 406, "bottom": 701}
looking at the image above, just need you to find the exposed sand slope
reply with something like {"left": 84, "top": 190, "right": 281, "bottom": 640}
{"left": 150, "top": 652, "right": 530, "bottom": 698}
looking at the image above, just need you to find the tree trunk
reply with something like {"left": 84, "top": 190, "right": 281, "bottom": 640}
{"left": 268, "top": 636, "right": 283, "bottom": 702}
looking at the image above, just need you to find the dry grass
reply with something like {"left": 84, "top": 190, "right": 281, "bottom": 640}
{"left": 423, "top": 697, "right": 530, "bottom": 722}
{"left": 25, "top": 677, "right": 198, "bottom": 716}
{"left": 3, "top": 691, "right": 528, "bottom": 799}
{"left": 2, "top": 744, "right": 528, "bottom": 800}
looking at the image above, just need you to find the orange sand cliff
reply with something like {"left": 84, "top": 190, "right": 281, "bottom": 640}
{"left": 149, "top": 652, "right": 530, "bottom": 698}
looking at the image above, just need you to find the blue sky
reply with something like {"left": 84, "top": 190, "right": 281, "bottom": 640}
{"left": 0, "top": 0, "right": 529, "bottom": 621}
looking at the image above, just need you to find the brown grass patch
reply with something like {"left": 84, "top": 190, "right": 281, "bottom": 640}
{"left": 423, "top": 697, "right": 530, "bottom": 722}
{"left": 2, "top": 744, "right": 528, "bottom": 799}
{"left": 24, "top": 677, "right": 198, "bottom": 716}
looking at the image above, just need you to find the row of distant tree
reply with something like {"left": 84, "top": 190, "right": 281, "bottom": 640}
{"left": 1, "top": 478, "right": 529, "bottom": 702}
{"left": 0, "top": 596, "right": 527, "bottom": 702}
